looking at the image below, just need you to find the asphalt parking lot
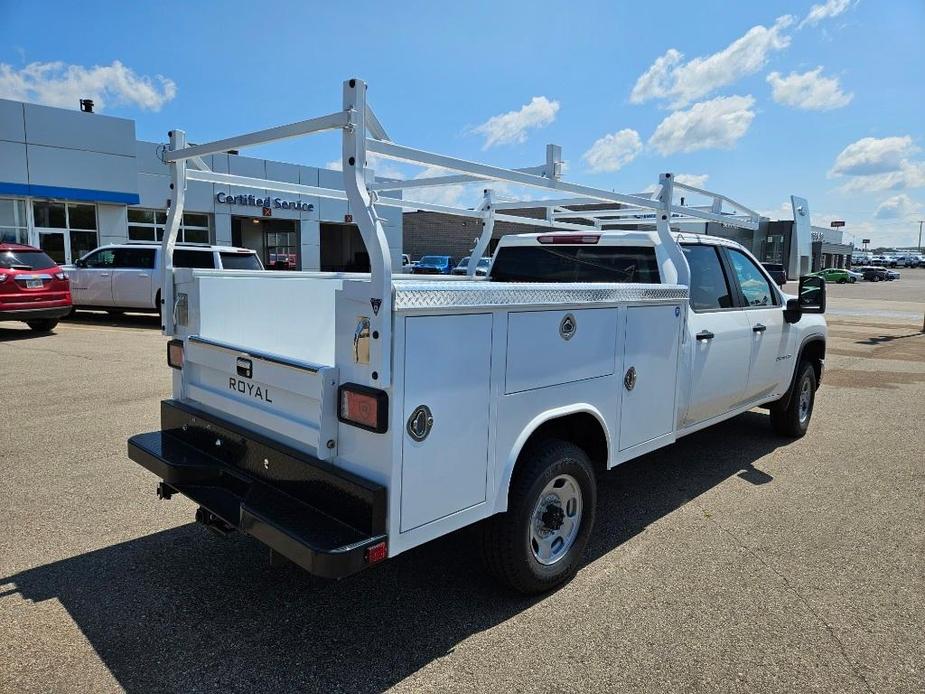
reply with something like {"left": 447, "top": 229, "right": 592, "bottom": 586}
{"left": 2, "top": 272, "right": 924, "bottom": 694}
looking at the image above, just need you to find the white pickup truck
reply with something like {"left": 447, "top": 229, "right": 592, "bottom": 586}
{"left": 65, "top": 242, "right": 262, "bottom": 314}
{"left": 127, "top": 79, "right": 827, "bottom": 593}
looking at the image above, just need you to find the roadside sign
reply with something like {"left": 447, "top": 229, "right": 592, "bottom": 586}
{"left": 830, "top": 220, "right": 845, "bottom": 228}
{"left": 862, "top": 238, "right": 870, "bottom": 244}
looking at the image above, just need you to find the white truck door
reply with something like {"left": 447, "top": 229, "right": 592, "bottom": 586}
{"left": 111, "top": 247, "right": 155, "bottom": 308}
{"left": 74, "top": 248, "right": 116, "bottom": 306}
{"left": 401, "top": 313, "right": 493, "bottom": 532}
{"left": 724, "top": 248, "right": 790, "bottom": 402}
{"left": 681, "top": 244, "right": 751, "bottom": 425}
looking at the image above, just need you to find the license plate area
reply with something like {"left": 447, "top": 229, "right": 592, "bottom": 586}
{"left": 25, "top": 279, "right": 44, "bottom": 289}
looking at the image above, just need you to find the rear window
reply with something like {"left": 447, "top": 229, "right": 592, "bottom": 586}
{"left": 220, "top": 252, "right": 262, "bottom": 270}
{"left": 173, "top": 249, "right": 215, "bottom": 269}
{"left": 0, "top": 249, "right": 56, "bottom": 270}
{"left": 489, "top": 245, "right": 660, "bottom": 283}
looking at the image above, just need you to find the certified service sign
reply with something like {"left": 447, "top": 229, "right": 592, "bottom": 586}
{"left": 216, "top": 192, "right": 314, "bottom": 212}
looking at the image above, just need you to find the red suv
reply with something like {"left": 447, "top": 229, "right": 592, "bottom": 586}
{"left": 0, "top": 243, "right": 72, "bottom": 332}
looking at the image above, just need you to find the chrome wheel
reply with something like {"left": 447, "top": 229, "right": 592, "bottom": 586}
{"left": 798, "top": 376, "right": 812, "bottom": 424}
{"left": 529, "top": 474, "right": 583, "bottom": 566}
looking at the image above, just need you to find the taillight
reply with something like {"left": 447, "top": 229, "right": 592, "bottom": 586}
{"left": 55, "top": 272, "right": 68, "bottom": 281}
{"left": 167, "top": 339, "right": 184, "bottom": 369}
{"left": 0, "top": 273, "right": 7, "bottom": 284}
{"left": 338, "top": 383, "right": 388, "bottom": 433}
{"left": 537, "top": 234, "right": 600, "bottom": 244}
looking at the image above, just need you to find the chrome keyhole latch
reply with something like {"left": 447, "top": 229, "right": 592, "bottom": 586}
{"left": 624, "top": 366, "right": 637, "bottom": 391}
{"left": 407, "top": 405, "right": 434, "bottom": 442}
{"left": 559, "top": 313, "right": 577, "bottom": 341}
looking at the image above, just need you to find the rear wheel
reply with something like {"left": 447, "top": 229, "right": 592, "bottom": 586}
{"left": 770, "top": 361, "right": 817, "bottom": 438}
{"left": 26, "top": 319, "right": 58, "bottom": 332}
{"left": 481, "top": 439, "right": 597, "bottom": 594}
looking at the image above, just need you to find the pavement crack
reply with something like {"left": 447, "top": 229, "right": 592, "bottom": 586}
{"left": 700, "top": 509, "right": 875, "bottom": 694}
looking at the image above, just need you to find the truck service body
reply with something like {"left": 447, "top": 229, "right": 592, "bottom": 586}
{"left": 128, "top": 79, "right": 827, "bottom": 592}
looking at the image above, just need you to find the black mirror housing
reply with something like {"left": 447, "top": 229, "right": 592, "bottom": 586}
{"left": 798, "top": 274, "right": 826, "bottom": 314}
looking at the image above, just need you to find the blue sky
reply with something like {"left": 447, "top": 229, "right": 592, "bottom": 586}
{"left": 1, "top": 0, "right": 923, "bottom": 247}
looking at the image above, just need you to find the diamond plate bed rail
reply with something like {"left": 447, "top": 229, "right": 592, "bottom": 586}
{"left": 392, "top": 281, "right": 689, "bottom": 310}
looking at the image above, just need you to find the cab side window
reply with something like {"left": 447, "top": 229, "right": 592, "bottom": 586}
{"left": 173, "top": 250, "right": 216, "bottom": 269}
{"left": 113, "top": 248, "right": 156, "bottom": 269}
{"left": 83, "top": 249, "right": 116, "bottom": 268}
{"left": 726, "top": 249, "right": 778, "bottom": 307}
{"left": 681, "top": 245, "right": 734, "bottom": 311}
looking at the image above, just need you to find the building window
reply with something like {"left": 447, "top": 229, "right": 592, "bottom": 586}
{"left": 128, "top": 209, "right": 211, "bottom": 244}
{"left": 0, "top": 199, "right": 29, "bottom": 244}
{"left": 32, "top": 201, "right": 99, "bottom": 262}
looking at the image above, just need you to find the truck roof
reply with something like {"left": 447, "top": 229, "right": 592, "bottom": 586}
{"left": 94, "top": 242, "right": 257, "bottom": 254}
{"left": 497, "top": 229, "right": 748, "bottom": 253}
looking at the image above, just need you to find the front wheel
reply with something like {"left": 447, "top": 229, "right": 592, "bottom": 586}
{"left": 481, "top": 439, "right": 597, "bottom": 594}
{"left": 769, "top": 361, "right": 817, "bottom": 438}
{"left": 837, "top": 278, "right": 847, "bottom": 284}
{"left": 26, "top": 319, "right": 59, "bottom": 332}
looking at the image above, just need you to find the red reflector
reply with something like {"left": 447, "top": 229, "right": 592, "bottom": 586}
{"left": 537, "top": 234, "right": 600, "bottom": 245}
{"left": 366, "top": 541, "right": 387, "bottom": 564}
{"left": 167, "top": 339, "right": 184, "bottom": 369}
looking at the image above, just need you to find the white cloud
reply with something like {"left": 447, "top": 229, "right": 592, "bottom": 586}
{"left": 766, "top": 67, "right": 853, "bottom": 110}
{"left": 582, "top": 129, "right": 642, "bottom": 173}
{"left": 800, "top": 0, "right": 853, "bottom": 29}
{"left": 0, "top": 60, "right": 176, "bottom": 111}
{"left": 673, "top": 173, "right": 710, "bottom": 188}
{"left": 629, "top": 16, "right": 793, "bottom": 107}
{"left": 874, "top": 193, "right": 922, "bottom": 220}
{"left": 838, "top": 160, "right": 925, "bottom": 193}
{"left": 472, "top": 96, "right": 559, "bottom": 149}
{"left": 829, "top": 136, "right": 918, "bottom": 176}
{"left": 649, "top": 95, "right": 756, "bottom": 155}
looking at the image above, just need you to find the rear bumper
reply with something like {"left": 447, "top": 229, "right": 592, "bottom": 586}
{"left": 128, "top": 400, "right": 388, "bottom": 579}
{"left": 0, "top": 305, "right": 71, "bottom": 321}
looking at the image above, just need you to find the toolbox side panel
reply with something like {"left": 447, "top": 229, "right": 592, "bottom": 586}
{"left": 400, "top": 313, "right": 493, "bottom": 532}
{"left": 505, "top": 308, "right": 618, "bottom": 394}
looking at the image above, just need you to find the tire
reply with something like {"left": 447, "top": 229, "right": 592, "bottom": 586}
{"left": 481, "top": 439, "right": 597, "bottom": 594}
{"left": 837, "top": 278, "right": 847, "bottom": 284}
{"left": 769, "top": 361, "right": 817, "bottom": 438}
{"left": 26, "top": 319, "right": 58, "bottom": 332}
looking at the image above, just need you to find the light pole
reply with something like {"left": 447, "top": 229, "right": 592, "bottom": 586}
{"left": 918, "top": 220, "right": 924, "bottom": 252}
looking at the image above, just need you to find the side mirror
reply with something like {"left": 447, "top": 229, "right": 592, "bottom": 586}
{"left": 74, "top": 259, "right": 86, "bottom": 268}
{"left": 799, "top": 274, "right": 826, "bottom": 313}
{"left": 784, "top": 275, "right": 826, "bottom": 323}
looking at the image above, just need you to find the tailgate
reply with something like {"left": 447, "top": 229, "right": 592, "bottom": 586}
{"left": 181, "top": 336, "right": 338, "bottom": 460}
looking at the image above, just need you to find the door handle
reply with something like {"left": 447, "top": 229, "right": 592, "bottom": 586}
{"left": 100, "top": 272, "right": 110, "bottom": 277}
{"left": 696, "top": 330, "right": 715, "bottom": 341}
{"left": 752, "top": 323, "right": 767, "bottom": 333}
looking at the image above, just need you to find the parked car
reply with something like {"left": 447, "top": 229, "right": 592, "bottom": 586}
{"left": 902, "top": 255, "right": 921, "bottom": 267}
{"left": 411, "top": 255, "right": 454, "bottom": 275}
{"left": 857, "top": 266, "right": 889, "bottom": 282}
{"left": 401, "top": 254, "right": 414, "bottom": 273}
{"left": 869, "top": 255, "right": 886, "bottom": 266}
{"left": 761, "top": 262, "right": 787, "bottom": 287}
{"left": 0, "top": 242, "right": 72, "bottom": 332}
{"left": 846, "top": 269, "right": 863, "bottom": 282}
{"left": 64, "top": 243, "right": 263, "bottom": 315}
{"left": 884, "top": 268, "right": 900, "bottom": 280}
{"left": 811, "top": 267, "right": 855, "bottom": 284}
{"left": 451, "top": 256, "right": 492, "bottom": 276}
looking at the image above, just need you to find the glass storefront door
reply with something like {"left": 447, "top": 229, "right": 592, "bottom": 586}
{"left": 38, "top": 230, "right": 67, "bottom": 264}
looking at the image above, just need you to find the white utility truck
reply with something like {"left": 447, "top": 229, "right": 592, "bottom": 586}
{"left": 128, "top": 79, "right": 827, "bottom": 593}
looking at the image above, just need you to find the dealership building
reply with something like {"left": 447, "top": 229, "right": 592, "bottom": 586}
{"left": 0, "top": 98, "right": 402, "bottom": 270}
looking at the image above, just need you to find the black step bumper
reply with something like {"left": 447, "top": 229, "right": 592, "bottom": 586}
{"left": 128, "top": 400, "right": 387, "bottom": 579}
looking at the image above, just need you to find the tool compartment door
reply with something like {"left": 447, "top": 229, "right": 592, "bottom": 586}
{"left": 619, "top": 304, "right": 682, "bottom": 451}
{"left": 401, "top": 313, "right": 493, "bottom": 532}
